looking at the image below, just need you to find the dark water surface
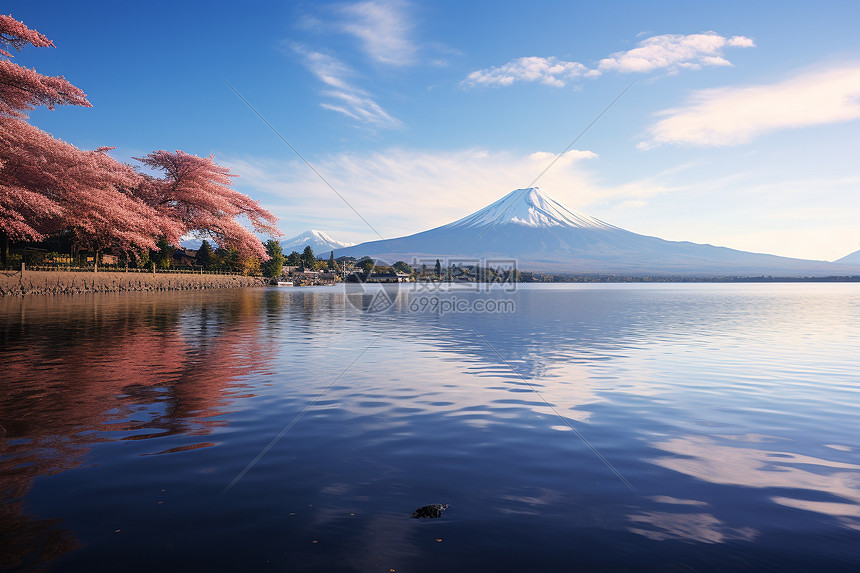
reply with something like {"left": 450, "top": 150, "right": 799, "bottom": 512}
{"left": 1, "top": 284, "right": 859, "bottom": 571}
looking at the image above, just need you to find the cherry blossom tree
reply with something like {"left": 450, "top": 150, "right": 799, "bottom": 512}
{"left": 0, "top": 15, "right": 90, "bottom": 117}
{"left": 0, "top": 122, "right": 184, "bottom": 268}
{"left": 0, "top": 14, "right": 279, "bottom": 267}
{"left": 64, "top": 147, "right": 185, "bottom": 270}
{"left": 136, "top": 150, "right": 280, "bottom": 260}
{"left": 0, "top": 15, "right": 93, "bottom": 263}
{"left": 0, "top": 15, "right": 162, "bottom": 266}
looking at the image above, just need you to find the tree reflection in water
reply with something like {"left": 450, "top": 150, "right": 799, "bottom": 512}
{"left": 0, "top": 290, "right": 278, "bottom": 570}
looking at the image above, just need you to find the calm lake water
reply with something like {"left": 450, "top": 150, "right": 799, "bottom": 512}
{"left": 1, "top": 283, "right": 859, "bottom": 571}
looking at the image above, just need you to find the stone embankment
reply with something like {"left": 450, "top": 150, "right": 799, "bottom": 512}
{"left": 0, "top": 269, "right": 268, "bottom": 296}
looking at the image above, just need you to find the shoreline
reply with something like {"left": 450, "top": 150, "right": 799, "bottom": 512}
{"left": 0, "top": 269, "right": 267, "bottom": 296}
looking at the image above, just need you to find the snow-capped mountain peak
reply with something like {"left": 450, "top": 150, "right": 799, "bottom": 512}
{"left": 281, "top": 229, "right": 355, "bottom": 253}
{"left": 444, "top": 187, "right": 617, "bottom": 230}
{"left": 306, "top": 230, "right": 351, "bottom": 246}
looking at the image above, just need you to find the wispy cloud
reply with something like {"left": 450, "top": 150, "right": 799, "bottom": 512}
{"left": 640, "top": 64, "right": 860, "bottom": 148}
{"left": 337, "top": 0, "right": 416, "bottom": 66}
{"left": 295, "top": 47, "right": 401, "bottom": 128}
{"left": 288, "top": 1, "right": 417, "bottom": 127}
{"left": 464, "top": 32, "right": 754, "bottom": 87}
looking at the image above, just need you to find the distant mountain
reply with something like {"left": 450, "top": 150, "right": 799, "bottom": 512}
{"left": 835, "top": 249, "right": 860, "bottom": 265}
{"left": 334, "top": 187, "right": 860, "bottom": 276}
{"left": 281, "top": 229, "right": 355, "bottom": 255}
{"left": 179, "top": 237, "right": 204, "bottom": 250}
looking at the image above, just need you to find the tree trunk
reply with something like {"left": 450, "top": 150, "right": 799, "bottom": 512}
{"left": 0, "top": 230, "right": 8, "bottom": 266}
{"left": 94, "top": 248, "right": 99, "bottom": 273}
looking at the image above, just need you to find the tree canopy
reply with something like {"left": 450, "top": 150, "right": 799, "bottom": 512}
{"left": 300, "top": 246, "right": 315, "bottom": 269}
{"left": 262, "top": 239, "right": 285, "bottom": 277}
{"left": 135, "top": 150, "right": 279, "bottom": 259}
{"left": 286, "top": 250, "right": 301, "bottom": 266}
{"left": 357, "top": 256, "right": 375, "bottom": 273}
{"left": 197, "top": 240, "right": 214, "bottom": 269}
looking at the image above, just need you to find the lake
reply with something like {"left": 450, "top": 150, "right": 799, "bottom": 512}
{"left": 1, "top": 283, "right": 859, "bottom": 571}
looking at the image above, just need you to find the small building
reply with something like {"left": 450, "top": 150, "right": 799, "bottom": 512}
{"left": 292, "top": 269, "right": 320, "bottom": 286}
{"left": 361, "top": 271, "right": 412, "bottom": 283}
{"left": 172, "top": 249, "right": 198, "bottom": 267}
{"left": 85, "top": 253, "right": 118, "bottom": 265}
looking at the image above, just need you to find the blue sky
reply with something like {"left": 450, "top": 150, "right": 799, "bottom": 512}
{"left": 8, "top": 1, "right": 860, "bottom": 260}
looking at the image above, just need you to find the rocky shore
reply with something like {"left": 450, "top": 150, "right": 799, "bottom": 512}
{"left": 0, "top": 270, "right": 268, "bottom": 296}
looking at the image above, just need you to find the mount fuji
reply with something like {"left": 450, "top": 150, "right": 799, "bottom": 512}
{"left": 281, "top": 230, "right": 354, "bottom": 255}
{"left": 334, "top": 188, "right": 860, "bottom": 276}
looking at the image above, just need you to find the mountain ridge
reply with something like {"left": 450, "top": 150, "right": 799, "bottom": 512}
{"left": 333, "top": 188, "right": 860, "bottom": 276}
{"left": 835, "top": 249, "right": 860, "bottom": 265}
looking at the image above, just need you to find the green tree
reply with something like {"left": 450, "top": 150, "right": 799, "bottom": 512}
{"left": 286, "top": 250, "right": 301, "bottom": 266}
{"left": 434, "top": 259, "right": 441, "bottom": 277}
{"left": 328, "top": 250, "right": 335, "bottom": 270}
{"left": 150, "top": 237, "right": 175, "bottom": 269}
{"left": 133, "top": 248, "right": 150, "bottom": 269}
{"left": 243, "top": 255, "right": 262, "bottom": 276}
{"left": 262, "top": 239, "right": 285, "bottom": 278}
{"left": 357, "top": 256, "right": 375, "bottom": 273}
{"left": 197, "top": 240, "right": 214, "bottom": 269}
{"left": 215, "top": 247, "right": 242, "bottom": 273}
{"left": 300, "top": 245, "right": 315, "bottom": 269}
{"left": 393, "top": 261, "right": 413, "bottom": 274}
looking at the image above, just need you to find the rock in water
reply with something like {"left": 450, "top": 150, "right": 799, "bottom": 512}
{"left": 411, "top": 504, "right": 449, "bottom": 519}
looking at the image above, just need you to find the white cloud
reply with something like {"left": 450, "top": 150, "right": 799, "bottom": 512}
{"left": 465, "top": 32, "right": 754, "bottom": 87}
{"left": 528, "top": 149, "right": 597, "bottom": 162}
{"left": 295, "top": 47, "right": 401, "bottom": 128}
{"left": 728, "top": 36, "right": 755, "bottom": 48}
{"left": 640, "top": 64, "right": 860, "bottom": 148}
{"left": 595, "top": 32, "right": 754, "bottom": 75}
{"left": 337, "top": 0, "right": 416, "bottom": 66}
{"left": 465, "top": 57, "right": 589, "bottom": 88}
